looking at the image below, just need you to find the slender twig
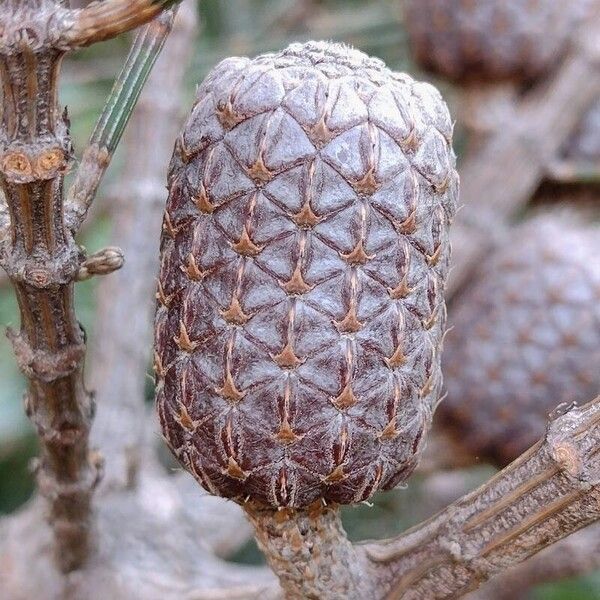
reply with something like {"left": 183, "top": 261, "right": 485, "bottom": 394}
{"left": 75, "top": 246, "right": 124, "bottom": 281}
{"left": 61, "top": 0, "right": 181, "bottom": 48}
{"left": 364, "top": 397, "right": 600, "bottom": 599}
{"left": 66, "top": 7, "right": 179, "bottom": 232}
{"left": 89, "top": 0, "right": 195, "bottom": 492}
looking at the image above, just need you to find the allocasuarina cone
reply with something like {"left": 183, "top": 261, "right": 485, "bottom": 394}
{"left": 441, "top": 213, "right": 600, "bottom": 466}
{"left": 155, "top": 41, "right": 458, "bottom": 508}
{"left": 405, "top": 0, "right": 586, "bottom": 84}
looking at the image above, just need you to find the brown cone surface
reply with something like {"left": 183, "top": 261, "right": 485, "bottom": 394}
{"left": 155, "top": 41, "right": 458, "bottom": 508}
{"left": 441, "top": 214, "right": 600, "bottom": 466}
{"left": 405, "top": 0, "right": 585, "bottom": 84}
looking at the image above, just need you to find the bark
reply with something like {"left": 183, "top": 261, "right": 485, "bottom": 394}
{"left": 0, "top": 0, "right": 176, "bottom": 573}
{"left": 364, "top": 397, "right": 600, "bottom": 598}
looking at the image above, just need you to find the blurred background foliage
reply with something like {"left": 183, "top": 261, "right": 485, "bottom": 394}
{"left": 0, "top": 1, "right": 597, "bottom": 598}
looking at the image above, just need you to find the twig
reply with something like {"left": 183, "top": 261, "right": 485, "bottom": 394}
{"left": 61, "top": 0, "right": 181, "bottom": 48}
{"left": 88, "top": 0, "right": 196, "bottom": 492}
{"left": 66, "top": 7, "right": 179, "bottom": 232}
{"left": 75, "top": 246, "right": 124, "bottom": 281}
{"left": 448, "top": 8, "right": 600, "bottom": 297}
{"left": 364, "top": 397, "right": 600, "bottom": 599}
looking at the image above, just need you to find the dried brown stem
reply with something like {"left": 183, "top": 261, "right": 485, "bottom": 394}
{"left": 448, "top": 8, "right": 600, "bottom": 297}
{"left": 0, "top": 1, "right": 98, "bottom": 572}
{"left": 364, "top": 397, "right": 600, "bottom": 599}
{"left": 61, "top": 0, "right": 180, "bottom": 48}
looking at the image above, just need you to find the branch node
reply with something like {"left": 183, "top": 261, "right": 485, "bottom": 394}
{"left": 550, "top": 441, "right": 584, "bottom": 479}
{"left": 7, "top": 328, "right": 86, "bottom": 382}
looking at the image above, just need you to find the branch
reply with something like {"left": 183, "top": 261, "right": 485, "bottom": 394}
{"left": 0, "top": 474, "right": 279, "bottom": 600}
{"left": 65, "top": 7, "right": 179, "bottom": 232}
{"left": 0, "top": 0, "right": 183, "bottom": 573}
{"left": 545, "top": 158, "right": 600, "bottom": 184}
{"left": 468, "top": 523, "right": 600, "bottom": 600}
{"left": 0, "top": 4, "right": 101, "bottom": 571}
{"left": 364, "top": 397, "right": 600, "bottom": 599}
{"left": 61, "top": 0, "right": 181, "bottom": 48}
{"left": 448, "top": 8, "right": 600, "bottom": 297}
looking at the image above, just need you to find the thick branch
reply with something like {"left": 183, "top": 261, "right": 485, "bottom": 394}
{"left": 364, "top": 397, "right": 600, "bottom": 599}
{"left": 89, "top": 0, "right": 196, "bottom": 492}
{"left": 61, "top": 0, "right": 180, "bottom": 48}
{"left": 0, "top": 475, "right": 279, "bottom": 600}
{"left": 468, "top": 524, "right": 600, "bottom": 600}
{"left": 448, "top": 9, "right": 600, "bottom": 297}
